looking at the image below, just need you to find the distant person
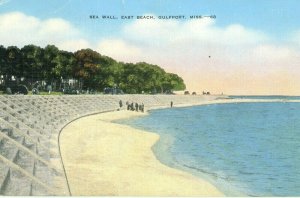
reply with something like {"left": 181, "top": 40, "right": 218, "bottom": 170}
{"left": 131, "top": 102, "right": 134, "bottom": 111}
{"left": 127, "top": 104, "right": 130, "bottom": 110}
{"left": 170, "top": 101, "right": 173, "bottom": 108}
{"left": 135, "top": 103, "right": 139, "bottom": 112}
{"left": 141, "top": 103, "right": 144, "bottom": 113}
{"left": 119, "top": 100, "right": 123, "bottom": 108}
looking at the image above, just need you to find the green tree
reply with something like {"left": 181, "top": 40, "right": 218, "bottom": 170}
{"left": 121, "top": 63, "right": 140, "bottom": 93}
{"left": 0, "top": 43, "right": 186, "bottom": 94}
{"left": 0, "top": 45, "right": 6, "bottom": 88}
{"left": 0, "top": 45, "right": 6, "bottom": 76}
{"left": 43, "top": 45, "right": 59, "bottom": 81}
{"left": 146, "top": 64, "right": 166, "bottom": 93}
{"left": 5, "top": 46, "right": 22, "bottom": 83}
{"left": 51, "top": 50, "right": 77, "bottom": 90}
{"left": 21, "top": 45, "right": 44, "bottom": 84}
{"left": 101, "top": 61, "right": 124, "bottom": 88}
{"left": 52, "top": 50, "right": 76, "bottom": 79}
{"left": 168, "top": 73, "right": 186, "bottom": 91}
{"left": 74, "top": 49, "right": 102, "bottom": 90}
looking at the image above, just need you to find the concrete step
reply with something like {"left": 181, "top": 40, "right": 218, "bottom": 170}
{"left": 1, "top": 169, "right": 32, "bottom": 195}
{"left": 0, "top": 139, "right": 19, "bottom": 161}
{"left": 0, "top": 128, "right": 24, "bottom": 144}
{"left": 22, "top": 138, "right": 37, "bottom": 153}
{"left": 0, "top": 162, "right": 10, "bottom": 195}
{"left": 14, "top": 150, "right": 35, "bottom": 174}
{"left": 31, "top": 182, "right": 50, "bottom": 196}
{"left": 36, "top": 145, "right": 50, "bottom": 161}
{"left": 33, "top": 160, "right": 52, "bottom": 185}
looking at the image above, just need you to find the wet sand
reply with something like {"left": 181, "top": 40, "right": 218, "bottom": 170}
{"left": 60, "top": 110, "right": 223, "bottom": 196}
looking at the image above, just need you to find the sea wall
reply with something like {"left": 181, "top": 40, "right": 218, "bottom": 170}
{"left": 0, "top": 94, "right": 223, "bottom": 195}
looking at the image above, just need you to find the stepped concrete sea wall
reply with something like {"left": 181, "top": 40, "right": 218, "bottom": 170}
{"left": 0, "top": 94, "right": 222, "bottom": 195}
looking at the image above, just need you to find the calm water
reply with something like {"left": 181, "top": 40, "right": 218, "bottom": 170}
{"left": 117, "top": 101, "right": 300, "bottom": 196}
{"left": 230, "top": 95, "right": 300, "bottom": 100}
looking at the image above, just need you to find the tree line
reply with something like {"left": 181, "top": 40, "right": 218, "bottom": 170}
{"left": 0, "top": 44, "right": 186, "bottom": 94}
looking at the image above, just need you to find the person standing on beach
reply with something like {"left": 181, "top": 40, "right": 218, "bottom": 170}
{"left": 135, "top": 103, "right": 139, "bottom": 112}
{"left": 141, "top": 103, "right": 144, "bottom": 112}
{"left": 119, "top": 100, "right": 123, "bottom": 108}
{"left": 171, "top": 101, "right": 173, "bottom": 108}
{"left": 131, "top": 102, "right": 134, "bottom": 111}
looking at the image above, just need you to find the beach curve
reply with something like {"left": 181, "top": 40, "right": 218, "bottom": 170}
{"left": 59, "top": 110, "right": 224, "bottom": 196}
{"left": 59, "top": 98, "right": 300, "bottom": 196}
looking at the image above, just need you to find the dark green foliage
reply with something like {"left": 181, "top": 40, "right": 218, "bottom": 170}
{"left": 0, "top": 44, "right": 186, "bottom": 93}
{"left": 0, "top": 45, "right": 7, "bottom": 75}
{"left": 20, "top": 45, "right": 44, "bottom": 82}
{"left": 5, "top": 46, "right": 22, "bottom": 81}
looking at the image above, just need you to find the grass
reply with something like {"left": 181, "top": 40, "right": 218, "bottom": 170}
{"left": 35, "top": 91, "right": 63, "bottom": 95}
{"left": 0, "top": 91, "right": 63, "bottom": 95}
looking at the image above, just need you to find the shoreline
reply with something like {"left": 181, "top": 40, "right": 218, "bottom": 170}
{"left": 59, "top": 98, "right": 300, "bottom": 196}
{"left": 59, "top": 110, "right": 224, "bottom": 196}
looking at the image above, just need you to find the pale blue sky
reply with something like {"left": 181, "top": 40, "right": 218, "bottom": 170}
{"left": 1, "top": 0, "right": 300, "bottom": 40}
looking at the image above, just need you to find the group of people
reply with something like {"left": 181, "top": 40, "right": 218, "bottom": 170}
{"left": 119, "top": 100, "right": 145, "bottom": 112}
{"left": 118, "top": 100, "right": 173, "bottom": 112}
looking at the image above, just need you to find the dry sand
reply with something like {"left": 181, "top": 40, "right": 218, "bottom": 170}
{"left": 60, "top": 110, "right": 224, "bottom": 196}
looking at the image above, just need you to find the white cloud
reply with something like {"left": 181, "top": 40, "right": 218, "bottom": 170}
{"left": 123, "top": 16, "right": 268, "bottom": 47}
{"left": 96, "top": 39, "right": 142, "bottom": 63}
{"left": 58, "top": 39, "right": 91, "bottom": 52}
{"left": 123, "top": 15, "right": 180, "bottom": 44}
{"left": 251, "top": 45, "right": 298, "bottom": 64}
{"left": 115, "top": 16, "right": 272, "bottom": 72}
{"left": 0, "top": 12, "right": 90, "bottom": 51}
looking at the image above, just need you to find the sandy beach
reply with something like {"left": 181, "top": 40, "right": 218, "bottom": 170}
{"left": 59, "top": 98, "right": 300, "bottom": 196}
{"left": 60, "top": 110, "right": 224, "bottom": 196}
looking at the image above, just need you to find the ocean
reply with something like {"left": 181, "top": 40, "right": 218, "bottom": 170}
{"left": 117, "top": 98, "right": 300, "bottom": 196}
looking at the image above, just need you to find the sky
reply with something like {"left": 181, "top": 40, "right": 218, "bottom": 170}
{"left": 1, "top": 0, "right": 300, "bottom": 95}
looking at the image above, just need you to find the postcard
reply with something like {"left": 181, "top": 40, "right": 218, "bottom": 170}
{"left": 0, "top": 0, "right": 300, "bottom": 196}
